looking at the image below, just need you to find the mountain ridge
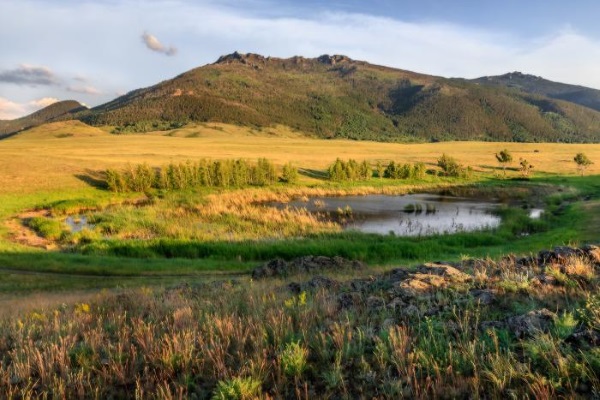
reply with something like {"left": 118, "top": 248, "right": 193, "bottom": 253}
{"left": 0, "top": 100, "right": 87, "bottom": 139}
{"left": 470, "top": 71, "right": 600, "bottom": 112}
{"left": 4, "top": 53, "right": 600, "bottom": 143}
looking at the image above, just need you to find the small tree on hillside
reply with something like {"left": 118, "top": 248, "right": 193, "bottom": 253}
{"left": 495, "top": 149, "right": 513, "bottom": 176}
{"left": 574, "top": 152, "right": 593, "bottom": 176}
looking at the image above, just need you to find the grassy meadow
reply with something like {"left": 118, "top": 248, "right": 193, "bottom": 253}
{"left": 0, "top": 121, "right": 599, "bottom": 398}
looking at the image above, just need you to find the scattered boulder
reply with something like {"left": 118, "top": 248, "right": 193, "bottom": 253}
{"left": 415, "top": 263, "right": 472, "bottom": 283}
{"left": 581, "top": 244, "right": 600, "bottom": 265}
{"left": 566, "top": 328, "right": 600, "bottom": 349}
{"left": 506, "top": 309, "right": 556, "bottom": 339}
{"left": 386, "top": 297, "right": 407, "bottom": 310}
{"left": 470, "top": 289, "right": 496, "bottom": 305}
{"left": 538, "top": 246, "right": 584, "bottom": 265}
{"left": 366, "top": 296, "right": 385, "bottom": 310}
{"left": 338, "top": 292, "right": 363, "bottom": 309}
{"left": 252, "top": 256, "right": 365, "bottom": 279}
{"left": 287, "top": 276, "right": 340, "bottom": 294}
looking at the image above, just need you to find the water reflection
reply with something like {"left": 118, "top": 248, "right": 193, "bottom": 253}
{"left": 285, "top": 194, "right": 502, "bottom": 236}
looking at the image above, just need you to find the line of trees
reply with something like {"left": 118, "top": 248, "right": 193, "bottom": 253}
{"left": 327, "top": 158, "right": 428, "bottom": 182}
{"left": 106, "top": 158, "right": 297, "bottom": 192}
{"left": 327, "top": 159, "right": 372, "bottom": 182}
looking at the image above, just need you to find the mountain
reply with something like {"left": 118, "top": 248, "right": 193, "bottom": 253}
{"left": 38, "top": 54, "right": 600, "bottom": 143}
{"left": 471, "top": 72, "right": 600, "bottom": 113}
{"left": 0, "top": 100, "right": 88, "bottom": 138}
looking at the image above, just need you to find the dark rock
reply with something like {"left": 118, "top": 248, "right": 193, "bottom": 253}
{"left": 538, "top": 246, "right": 584, "bottom": 265}
{"left": 387, "top": 297, "right": 407, "bottom": 310}
{"left": 532, "top": 273, "right": 558, "bottom": 286}
{"left": 506, "top": 309, "right": 556, "bottom": 338}
{"left": 287, "top": 276, "right": 340, "bottom": 293}
{"left": 287, "top": 282, "right": 302, "bottom": 294}
{"left": 582, "top": 244, "right": 600, "bottom": 264}
{"left": 382, "top": 268, "right": 410, "bottom": 283}
{"left": 401, "top": 304, "right": 420, "bottom": 318}
{"left": 470, "top": 289, "right": 496, "bottom": 305}
{"left": 381, "top": 318, "right": 397, "bottom": 331}
{"left": 565, "top": 328, "right": 600, "bottom": 349}
{"left": 366, "top": 296, "right": 385, "bottom": 310}
{"left": 252, "top": 256, "right": 365, "bottom": 279}
{"left": 252, "top": 258, "right": 287, "bottom": 279}
{"left": 348, "top": 277, "right": 376, "bottom": 293}
{"left": 338, "top": 292, "right": 362, "bottom": 309}
{"left": 480, "top": 320, "right": 505, "bottom": 331}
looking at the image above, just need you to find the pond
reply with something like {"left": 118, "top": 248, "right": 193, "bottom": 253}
{"left": 283, "top": 194, "right": 507, "bottom": 236}
{"left": 65, "top": 216, "right": 94, "bottom": 233}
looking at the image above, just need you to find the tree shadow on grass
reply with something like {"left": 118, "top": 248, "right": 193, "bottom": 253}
{"left": 75, "top": 170, "right": 107, "bottom": 189}
{"left": 299, "top": 168, "right": 328, "bottom": 180}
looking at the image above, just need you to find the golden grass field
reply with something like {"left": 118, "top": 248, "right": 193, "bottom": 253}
{"left": 1, "top": 120, "right": 599, "bottom": 195}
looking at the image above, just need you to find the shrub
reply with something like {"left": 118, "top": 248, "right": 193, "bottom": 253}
{"left": 211, "top": 377, "right": 262, "bottom": 400}
{"left": 574, "top": 152, "right": 593, "bottom": 176}
{"left": 280, "top": 341, "right": 309, "bottom": 378}
{"left": 281, "top": 162, "right": 299, "bottom": 183}
{"left": 105, "top": 169, "right": 128, "bottom": 192}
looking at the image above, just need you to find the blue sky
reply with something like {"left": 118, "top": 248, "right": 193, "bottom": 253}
{"left": 1, "top": 0, "right": 600, "bottom": 119}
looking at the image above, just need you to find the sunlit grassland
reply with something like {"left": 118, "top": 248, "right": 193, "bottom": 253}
{"left": 0, "top": 120, "right": 598, "bottom": 296}
{"left": 1, "top": 120, "right": 600, "bottom": 196}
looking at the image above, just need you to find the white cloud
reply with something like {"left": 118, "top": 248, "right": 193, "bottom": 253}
{"left": 29, "top": 97, "right": 59, "bottom": 108}
{"left": 141, "top": 31, "right": 177, "bottom": 56}
{"left": 0, "top": 97, "right": 59, "bottom": 120}
{"left": 2, "top": 0, "right": 600, "bottom": 115}
{"left": 0, "top": 97, "right": 26, "bottom": 120}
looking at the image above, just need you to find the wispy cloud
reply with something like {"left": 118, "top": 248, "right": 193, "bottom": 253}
{"left": 141, "top": 31, "right": 177, "bottom": 56}
{"left": 0, "top": 64, "right": 59, "bottom": 86}
{"left": 66, "top": 85, "right": 101, "bottom": 95}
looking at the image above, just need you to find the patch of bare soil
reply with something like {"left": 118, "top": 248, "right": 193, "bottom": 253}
{"left": 4, "top": 210, "right": 57, "bottom": 250}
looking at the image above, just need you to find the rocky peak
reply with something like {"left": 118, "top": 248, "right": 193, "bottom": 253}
{"left": 215, "top": 52, "right": 268, "bottom": 67}
{"left": 317, "top": 54, "right": 353, "bottom": 65}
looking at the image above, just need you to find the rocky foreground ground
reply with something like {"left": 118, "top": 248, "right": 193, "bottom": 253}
{"left": 1, "top": 245, "right": 598, "bottom": 398}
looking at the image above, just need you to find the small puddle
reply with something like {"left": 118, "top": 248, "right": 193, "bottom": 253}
{"left": 529, "top": 208, "right": 544, "bottom": 219}
{"left": 282, "top": 194, "right": 506, "bottom": 236}
{"left": 65, "top": 216, "right": 94, "bottom": 233}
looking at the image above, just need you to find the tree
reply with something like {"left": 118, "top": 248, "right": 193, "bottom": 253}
{"left": 574, "top": 152, "right": 593, "bottom": 176}
{"left": 281, "top": 162, "right": 299, "bottom": 183}
{"left": 495, "top": 149, "right": 513, "bottom": 176}
{"left": 437, "top": 154, "right": 462, "bottom": 177}
{"left": 376, "top": 161, "right": 385, "bottom": 179}
{"left": 519, "top": 158, "right": 533, "bottom": 177}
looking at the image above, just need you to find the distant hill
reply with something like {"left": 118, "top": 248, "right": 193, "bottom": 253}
{"left": 471, "top": 72, "right": 600, "bottom": 112}
{"left": 7, "top": 120, "right": 108, "bottom": 140}
{"left": 78, "top": 53, "right": 600, "bottom": 143}
{"left": 0, "top": 100, "right": 88, "bottom": 138}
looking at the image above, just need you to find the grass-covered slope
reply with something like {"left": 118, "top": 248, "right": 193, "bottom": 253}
{"left": 472, "top": 71, "right": 600, "bottom": 112}
{"left": 81, "top": 52, "right": 600, "bottom": 142}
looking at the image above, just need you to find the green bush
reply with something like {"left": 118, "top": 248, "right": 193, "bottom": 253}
{"left": 281, "top": 162, "right": 299, "bottom": 183}
{"left": 211, "top": 377, "right": 261, "bottom": 400}
{"left": 280, "top": 341, "right": 309, "bottom": 378}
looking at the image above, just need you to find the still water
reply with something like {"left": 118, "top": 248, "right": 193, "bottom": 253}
{"left": 285, "top": 194, "right": 503, "bottom": 236}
